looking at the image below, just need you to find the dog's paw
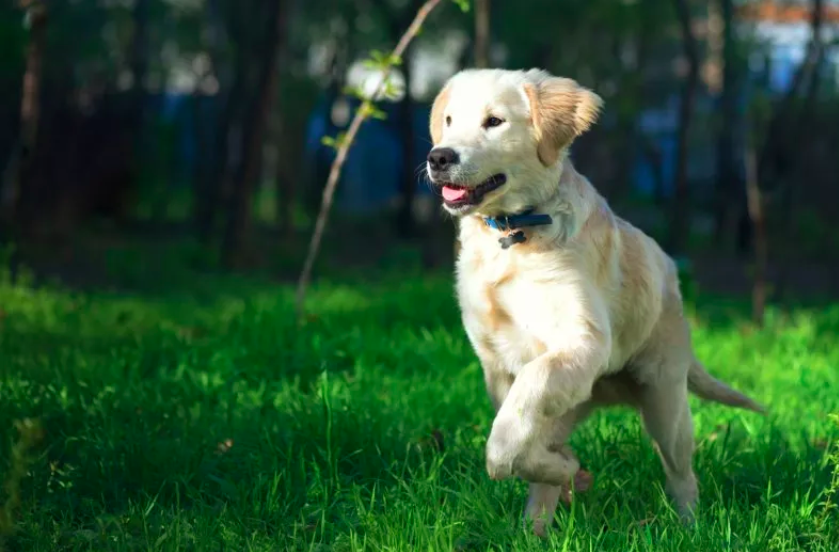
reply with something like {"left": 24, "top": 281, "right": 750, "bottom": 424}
{"left": 558, "top": 468, "right": 593, "bottom": 505}
{"left": 485, "top": 433, "right": 516, "bottom": 480}
{"left": 531, "top": 516, "right": 552, "bottom": 539}
{"left": 675, "top": 500, "right": 698, "bottom": 526}
{"left": 524, "top": 485, "right": 564, "bottom": 538}
{"left": 572, "top": 468, "right": 593, "bottom": 492}
{"left": 486, "top": 455, "right": 513, "bottom": 481}
{"left": 485, "top": 408, "right": 533, "bottom": 481}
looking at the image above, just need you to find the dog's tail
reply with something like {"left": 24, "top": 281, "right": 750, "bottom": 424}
{"left": 688, "top": 360, "right": 766, "bottom": 414}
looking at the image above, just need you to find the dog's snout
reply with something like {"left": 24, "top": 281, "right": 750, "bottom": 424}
{"left": 427, "top": 147, "right": 459, "bottom": 172}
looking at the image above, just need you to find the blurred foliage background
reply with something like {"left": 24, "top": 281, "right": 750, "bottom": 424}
{"left": 1, "top": 0, "right": 839, "bottom": 306}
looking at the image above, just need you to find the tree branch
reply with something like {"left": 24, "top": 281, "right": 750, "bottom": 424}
{"left": 3, "top": 0, "right": 48, "bottom": 228}
{"left": 295, "top": 0, "right": 446, "bottom": 317}
{"left": 474, "top": 0, "right": 490, "bottom": 68}
{"left": 757, "top": 0, "right": 823, "bottom": 181}
{"left": 668, "top": 0, "right": 700, "bottom": 254}
{"left": 744, "top": 140, "right": 766, "bottom": 326}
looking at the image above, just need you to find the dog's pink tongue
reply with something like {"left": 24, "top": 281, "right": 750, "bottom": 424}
{"left": 442, "top": 186, "right": 467, "bottom": 202}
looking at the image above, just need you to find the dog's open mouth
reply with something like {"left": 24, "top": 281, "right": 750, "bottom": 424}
{"left": 436, "top": 174, "right": 507, "bottom": 208}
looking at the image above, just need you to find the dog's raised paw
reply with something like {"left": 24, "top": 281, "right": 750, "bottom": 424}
{"left": 485, "top": 455, "right": 513, "bottom": 481}
{"left": 559, "top": 469, "right": 593, "bottom": 505}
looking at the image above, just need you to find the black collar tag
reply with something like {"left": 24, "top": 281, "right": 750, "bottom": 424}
{"left": 499, "top": 230, "right": 527, "bottom": 249}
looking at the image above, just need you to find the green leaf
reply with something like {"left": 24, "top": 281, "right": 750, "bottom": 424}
{"left": 358, "top": 102, "right": 377, "bottom": 118}
{"left": 321, "top": 132, "right": 349, "bottom": 150}
{"left": 452, "top": 0, "right": 470, "bottom": 13}
{"left": 357, "top": 102, "right": 387, "bottom": 120}
{"left": 342, "top": 85, "right": 366, "bottom": 100}
{"left": 368, "top": 106, "right": 388, "bottom": 121}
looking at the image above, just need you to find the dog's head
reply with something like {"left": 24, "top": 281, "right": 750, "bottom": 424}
{"left": 426, "top": 68, "right": 603, "bottom": 216}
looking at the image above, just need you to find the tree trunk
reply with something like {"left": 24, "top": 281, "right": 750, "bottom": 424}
{"left": 640, "top": 135, "right": 666, "bottom": 207}
{"left": 756, "top": 0, "right": 823, "bottom": 185}
{"left": 128, "top": 0, "right": 150, "bottom": 222}
{"left": 194, "top": 0, "right": 229, "bottom": 244}
{"left": 744, "top": 143, "right": 766, "bottom": 326}
{"left": 129, "top": 0, "right": 149, "bottom": 128}
{"left": 474, "top": 0, "right": 490, "bottom": 68}
{"left": 774, "top": 0, "right": 824, "bottom": 301}
{"left": 275, "top": 124, "right": 295, "bottom": 241}
{"left": 222, "top": 0, "right": 290, "bottom": 267}
{"left": 199, "top": 73, "right": 246, "bottom": 244}
{"left": 273, "top": 73, "right": 294, "bottom": 241}
{"left": 5, "top": 1, "right": 48, "bottom": 233}
{"left": 668, "top": 0, "right": 699, "bottom": 255}
{"left": 713, "top": 0, "right": 740, "bottom": 251}
{"left": 396, "top": 45, "right": 417, "bottom": 238}
{"left": 192, "top": 95, "right": 215, "bottom": 242}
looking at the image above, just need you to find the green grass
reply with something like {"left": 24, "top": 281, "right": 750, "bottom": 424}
{"left": 1, "top": 258, "right": 839, "bottom": 551}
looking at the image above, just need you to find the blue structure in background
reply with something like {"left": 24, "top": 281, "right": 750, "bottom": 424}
{"left": 304, "top": 95, "right": 435, "bottom": 214}
{"left": 305, "top": 68, "right": 802, "bottom": 212}
{"left": 304, "top": 91, "right": 713, "bottom": 209}
{"left": 629, "top": 39, "right": 814, "bottom": 201}
{"left": 150, "top": 32, "right": 830, "bottom": 214}
{"left": 300, "top": 33, "right": 822, "bottom": 211}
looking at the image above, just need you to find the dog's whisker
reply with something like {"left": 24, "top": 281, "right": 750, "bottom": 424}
{"left": 414, "top": 164, "right": 440, "bottom": 196}
{"left": 414, "top": 162, "right": 429, "bottom": 179}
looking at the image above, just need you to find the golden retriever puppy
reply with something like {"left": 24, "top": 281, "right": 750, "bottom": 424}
{"left": 425, "top": 68, "right": 765, "bottom": 536}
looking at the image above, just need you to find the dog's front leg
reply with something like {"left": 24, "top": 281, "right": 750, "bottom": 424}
{"left": 485, "top": 334, "right": 609, "bottom": 484}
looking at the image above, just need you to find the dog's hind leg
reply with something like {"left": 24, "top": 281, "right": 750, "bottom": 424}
{"left": 639, "top": 377, "right": 698, "bottom": 522}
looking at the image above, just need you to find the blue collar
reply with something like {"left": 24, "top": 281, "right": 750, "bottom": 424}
{"left": 483, "top": 208, "right": 553, "bottom": 231}
{"left": 483, "top": 208, "right": 553, "bottom": 249}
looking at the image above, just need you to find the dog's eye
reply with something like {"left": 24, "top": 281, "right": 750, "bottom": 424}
{"left": 446, "top": 115, "right": 452, "bottom": 126}
{"left": 483, "top": 116, "right": 504, "bottom": 129}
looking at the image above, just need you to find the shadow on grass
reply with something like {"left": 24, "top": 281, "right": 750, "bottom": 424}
{"left": 9, "top": 378, "right": 832, "bottom": 550}
{"left": 3, "top": 232, "right": 839, "bottom": 548}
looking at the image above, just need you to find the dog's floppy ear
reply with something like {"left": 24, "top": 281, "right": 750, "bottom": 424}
{"left": 429, "top": 82, "right": 452, "bottom": 145}
{"left": 523, "top": 74, "right": 603, "bottom": 166}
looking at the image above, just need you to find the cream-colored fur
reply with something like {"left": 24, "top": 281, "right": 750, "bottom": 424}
{"left": 426, "top": 68, "right": 765, "bottom": 537}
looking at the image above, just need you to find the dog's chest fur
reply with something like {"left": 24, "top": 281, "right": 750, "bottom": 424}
{"left": 454, "top": 205, "right": 667, "bottom": 382}
{"left": 455, "top": 224, "right": 592, "bottom": 376}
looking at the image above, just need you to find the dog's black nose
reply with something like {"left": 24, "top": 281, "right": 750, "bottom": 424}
{"left": 427, "top": 147, "right": 459, "bottom": 172}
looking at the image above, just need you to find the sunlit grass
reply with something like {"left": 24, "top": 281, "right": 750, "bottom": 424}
{"left": 1, "top": 261, "right": 838, "bottom": 551}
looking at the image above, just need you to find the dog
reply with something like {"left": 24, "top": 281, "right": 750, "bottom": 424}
{"left": 425, "top": 68, "right": 765, "bottom": 536}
